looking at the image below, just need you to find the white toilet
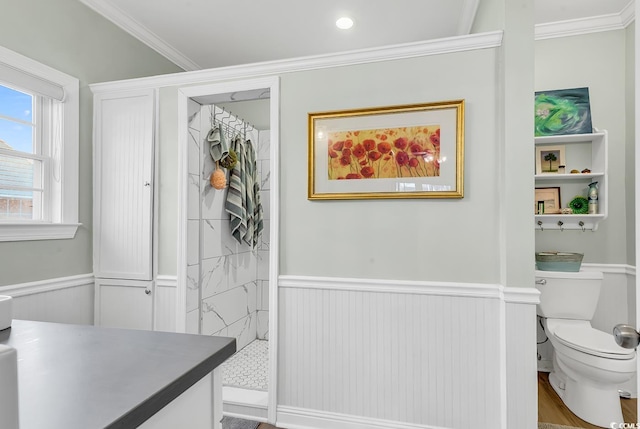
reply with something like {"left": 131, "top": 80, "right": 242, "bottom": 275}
{"left": 535, "top": 269, "right": 636, "bottom": 428}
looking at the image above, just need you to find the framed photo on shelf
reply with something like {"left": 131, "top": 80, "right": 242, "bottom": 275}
{"left": 308, "top": 100, "right": 465, "bottom": 200}
{"left": 535, "top": 145, "right": 565, "bottom": 175}
{"left": 535, "top": 187, "right": 561, "bottom": 214}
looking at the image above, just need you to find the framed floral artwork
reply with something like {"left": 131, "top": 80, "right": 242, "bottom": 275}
{"left": 308, "top": 100, "right": 465, "bottom": 200}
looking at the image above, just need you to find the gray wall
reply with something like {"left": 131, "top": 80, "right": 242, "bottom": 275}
{"left": 534, "top": 29, "right": 632, "bottom": 264}
{"left": 279, "top": 53, "right": 502, "bottom": 283}
{"left": 0, "top": 0, "right": 183, "bottom": 286}
{"left": 157, "top": 46, "right": 516, "bottom": 285}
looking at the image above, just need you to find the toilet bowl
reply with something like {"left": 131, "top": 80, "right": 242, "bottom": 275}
{"left": 544, "top": 318, "right": 635, "bottom": 427}
{"left": 536, "top": 270, "right": 636, "bottom": 428}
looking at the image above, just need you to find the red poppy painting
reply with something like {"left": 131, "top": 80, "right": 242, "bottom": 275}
{"left": 308, "top": 100, "right": 465, "bottom": 200}
{"left": 327, "top": 126, "right": 441, "bottom": 180}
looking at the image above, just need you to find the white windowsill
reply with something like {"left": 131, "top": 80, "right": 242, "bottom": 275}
{"left": 0, "top": 223, "right": 81, "bottom": 242}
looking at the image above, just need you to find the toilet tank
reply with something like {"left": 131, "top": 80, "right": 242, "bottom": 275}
{"left": 535, "top": 270, "right": 603, "bottom": 320}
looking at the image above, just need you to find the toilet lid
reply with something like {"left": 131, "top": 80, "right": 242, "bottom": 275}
{"left": 554, "top": 325, "right": 635, "bottom": 360}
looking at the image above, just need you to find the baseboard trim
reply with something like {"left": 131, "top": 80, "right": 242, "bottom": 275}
{"left": 277, "top": 406, "right": 446, "bottom": 429}
{"left": 0, "top": 273, "right": 94, "bottom": 297}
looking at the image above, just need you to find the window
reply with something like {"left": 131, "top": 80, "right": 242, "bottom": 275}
{"left": 0, "top": 45, "right": 79, "bottom": 241}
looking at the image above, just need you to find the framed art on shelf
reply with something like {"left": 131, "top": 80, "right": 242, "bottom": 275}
{"left": 535, "top": 187, "right": 561, "bottom": 214}
{"left": 534, "top": 87, "right": 593, "bottom": 136}
{"left": 308, "top": 100, "right": 465, "bottom": 200}
{"left": 535, "top": 145, "right": 566, "bottom": 175}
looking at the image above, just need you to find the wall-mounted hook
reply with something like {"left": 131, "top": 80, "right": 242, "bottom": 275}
{"left": 537, "top": 220, "right": 544, "bottom": 231}
{"left": 578, "top": 221, "right": 585, "bottom": 232}
{"left": 557, "top": 220, "right": 564, "bottom": 231}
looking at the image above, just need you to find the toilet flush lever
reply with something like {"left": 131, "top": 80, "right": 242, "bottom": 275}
{"left": 535, "top": 279, "right": 546, "bottom": 285}
{"left": 613, "top": 324, "right": 640, "bottom": 349}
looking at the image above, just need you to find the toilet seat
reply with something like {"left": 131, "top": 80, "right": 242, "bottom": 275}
{"left": 554, "top": 324, "right": 634, "bottom": 360}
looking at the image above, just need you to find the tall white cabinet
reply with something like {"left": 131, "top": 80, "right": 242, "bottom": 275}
{"left": 92, "top": 89, "right": 156, "bottom": 330}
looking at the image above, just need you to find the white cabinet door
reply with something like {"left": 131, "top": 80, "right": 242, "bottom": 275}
{"left": 95, "top": 278, "right": 153, "bottom": 330}
{"left": 93, "top": 89, "right": 155, "bottom": 280}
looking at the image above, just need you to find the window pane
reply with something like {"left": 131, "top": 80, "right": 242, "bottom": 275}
{"left": 0, "top": 153, "right": 42, "bottom": 220}
{"left": 0, "top": 85, "right": 34, "bottom": 154}
{"left": 0, "top": 191, "right": 35, "bottom": 220}
{"left": 0, "top": 85, "right": 32, "bottom": 121}
{"left": 0, "top": 117, "right": 34, "bottom": 153}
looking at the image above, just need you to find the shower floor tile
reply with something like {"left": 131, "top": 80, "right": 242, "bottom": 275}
{"left": 222, "top": 339, "right": 268, "bottom": 391}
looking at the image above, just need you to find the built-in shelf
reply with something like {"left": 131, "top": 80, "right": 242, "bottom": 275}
{"left": 534, "top": 130, "right": 607, "bottom": 231}
{"left": 534, "top": 172, "right": 604, "bottom": 181}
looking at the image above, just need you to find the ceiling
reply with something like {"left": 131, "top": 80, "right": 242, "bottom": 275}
{"left": 80, "top": 0, "right": 634, "bottom": 72}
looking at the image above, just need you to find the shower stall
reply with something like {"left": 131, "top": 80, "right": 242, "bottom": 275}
{"left": 184, "top": 97, "right": 271, "bottom": 421}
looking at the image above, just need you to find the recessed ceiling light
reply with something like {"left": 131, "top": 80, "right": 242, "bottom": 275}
{"left": 336, "top": 17, "right": 354, "bottom": 30}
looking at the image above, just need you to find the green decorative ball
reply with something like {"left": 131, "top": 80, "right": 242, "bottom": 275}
{"left": 569, "top": 196, "right": 588, "bottom": 214}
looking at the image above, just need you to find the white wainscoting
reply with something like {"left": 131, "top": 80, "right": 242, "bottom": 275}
{"left": 504, "top": 290, "right": 541, "bottom": 429}
{"left": 277, "top": 276, "right": 537, "bottom": 429}
{"left": 155, "top": 275, "right": 177, "bottom": 332}
{"left": 0, "top": 274, "right": 94, "bottom": 325}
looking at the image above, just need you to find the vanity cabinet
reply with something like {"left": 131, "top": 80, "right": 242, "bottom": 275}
{"left": 534, "top": 130, "right": 608, "bottom": 231}
{"left": 92, "top": 88, "right": 156, "bottom": 329}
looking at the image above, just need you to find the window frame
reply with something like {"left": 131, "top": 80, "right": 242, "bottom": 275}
{"left": 0, "top": 45, "right": 79, "bottom": 241}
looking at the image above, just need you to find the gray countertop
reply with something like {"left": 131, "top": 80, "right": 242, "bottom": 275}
{"left": 0, "top": 320, "right": 235, "bottom": 429}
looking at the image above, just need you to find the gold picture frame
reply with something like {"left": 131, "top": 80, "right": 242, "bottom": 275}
{"left": 308, "top": 100, "right": 465, "bottom": 200}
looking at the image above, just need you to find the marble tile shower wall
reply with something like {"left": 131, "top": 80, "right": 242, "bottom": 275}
{"left": 256, "top": 129, "right": 270, "bottom": 341}
{"left": 185, "top": 104, "right": 270, "bottom": 350}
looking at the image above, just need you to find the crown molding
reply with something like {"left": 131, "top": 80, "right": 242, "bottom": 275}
{"left": 535, "top": 6, "right": 635, "bottom": 40}
{"left": 89, "top": 31, "right": 503, "bottom": 93}
{"left": 79, "top": 0, "right": 200, "bottom": 71}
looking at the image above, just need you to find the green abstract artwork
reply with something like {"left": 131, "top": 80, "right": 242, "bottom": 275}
{"left": 534, "top": 87, "right": 593, "bottom": 136}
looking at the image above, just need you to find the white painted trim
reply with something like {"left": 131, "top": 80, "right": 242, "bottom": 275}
{"left": 176, "top": 89, "right": 189, "bottom": 334}
{"left": 581, "top": 262, "right": 636, "bottom": 276}
{"left": 0, "top": 44, "right": 76, "bottom": 99}
{"left": 503, "top": 286, "right": 540, "bottom": 304}
{"left": 279, "top": 274, "right": 504, "bottom": 299}
{"left": 0, "top": 45, "right": 80, "bottom": 241}
{"left": 78, "top": 0, "right": 198, "bottom": 71}
{"left": 535, "top": 12, "right": 632, "bottom": 40}
{"left": 155, "top": 275, "right": 177, "bottom": 288}
{"left": 277, "top": 406, "right": 446, "bottom": 429}
{"left": 0, "top": 274, "right": 93, "bottom": 297}
{"left": 89, "top": 31, "right": 503, "bottom": 93}
{"left": 176, "top": 76, "right": 281, "bottom": 424}
{"left": 280, "top": 275, "right": 542, "bottom": 305}
{"left": 0, "top": 223, "right": 80, "bottom": 241}
{"left": 266, "top": 79, "right": 281, "bottom": 425}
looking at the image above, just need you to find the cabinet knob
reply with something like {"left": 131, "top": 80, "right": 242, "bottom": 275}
{"left": 144, "top": 182, "right": 150, "bottom": 187}
{"left": 145, "top": 289, "right": 151, "bottom": 295}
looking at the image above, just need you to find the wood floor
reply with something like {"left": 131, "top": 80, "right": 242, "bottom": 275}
{"left": 538, "top": 371, "right": 637, "bottom": 428}
{"left": 255, "top": 373, "right": 637, "bottom": 429}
